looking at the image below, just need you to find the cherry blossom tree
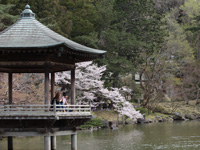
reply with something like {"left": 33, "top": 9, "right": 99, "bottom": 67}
{"left": 56, "top": 61, "right": 143, "bottom": 121}
{"left": 98, "top": 87, "right": 143, "bottom": 121}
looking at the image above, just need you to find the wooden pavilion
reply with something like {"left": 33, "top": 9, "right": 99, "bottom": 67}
{"left": 0, "top": 5, "right": 106, "bottom": 150}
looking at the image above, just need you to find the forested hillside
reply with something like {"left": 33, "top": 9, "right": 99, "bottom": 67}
{"left": 0, "top": 0, "right": 200, "bottom": 112}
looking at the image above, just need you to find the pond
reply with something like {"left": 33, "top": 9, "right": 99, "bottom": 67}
{"left": 1, "top": 121, "right": 200, "bottom": 150}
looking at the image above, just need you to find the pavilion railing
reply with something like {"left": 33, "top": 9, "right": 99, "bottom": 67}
{"left": 0, "top": 104, "right": 91, "bottom": 116}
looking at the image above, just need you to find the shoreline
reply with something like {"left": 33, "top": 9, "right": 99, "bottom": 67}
{"left": 79, "top": 103, "right": 200, "bottom": 130}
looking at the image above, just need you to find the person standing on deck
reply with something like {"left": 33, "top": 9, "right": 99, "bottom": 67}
{"left": 61, "top": 92, "right": 68, "bottom": 112}
{"left": 51, "top": 92, "right": 62, "bottom": 109}
{"left": 62, "top": 92, "right": 68, "bottom": 105}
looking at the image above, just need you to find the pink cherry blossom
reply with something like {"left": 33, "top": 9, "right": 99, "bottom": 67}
{"left": 56, "top": 61, "right": 143, "bottom": 121}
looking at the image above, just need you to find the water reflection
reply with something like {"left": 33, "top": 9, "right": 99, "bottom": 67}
{"left": 77, "top": 126, "right": 144, "bottom": 150}
{"left": 1, "top": 121, "right": 200, "bottom": 150}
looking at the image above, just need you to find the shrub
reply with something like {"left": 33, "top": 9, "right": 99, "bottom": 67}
{"left": 80, "top": 118, "right": 104, "bottom": 129}
{"left": 135, "top": 107, "right": 148, "bottom": 116}
{"left": 154, "top": 105, "right": 168, "bottom": 114}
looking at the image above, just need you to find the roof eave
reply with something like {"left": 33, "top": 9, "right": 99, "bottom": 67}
{"left": 63, "top": 43, "right": 106, "bottom": 55}
{"left": 0, "top": 42, "right": 64, "bottom": 49}
{"left": 0, "top": 42, "right": 107, "bottom": 56}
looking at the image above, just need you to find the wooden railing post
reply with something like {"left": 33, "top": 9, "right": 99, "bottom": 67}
{"left": 7, "top": 105, "right": 10, "bottom": 112}
{"left": 54, "top": 101, "right": 56, "bottom": 114}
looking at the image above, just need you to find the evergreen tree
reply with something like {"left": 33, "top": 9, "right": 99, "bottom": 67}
{"left": 0, "top": 4, "right": 18, "bottom": 31}
{"left": 96, "top": 0, "right": 167, "bottom": 88}
{"left": 60, "top": 0, "right": 99, "bottom": 38}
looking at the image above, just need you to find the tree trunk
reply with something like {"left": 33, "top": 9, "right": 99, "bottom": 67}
{"left": 141, "top": 96, "right": 150, "bottom": 108}
{"left": 182, "top": 84, "right": 189, "bottom": 104}
{"left": 197, "top": 32, "right": 200, "bottom": 61}
{"left": 196, "top": 88, "right": 200, "bottom": 105}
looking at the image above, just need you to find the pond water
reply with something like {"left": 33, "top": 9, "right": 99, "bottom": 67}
{"left": 1, "top": 121, "right": 200, "bottom": 150}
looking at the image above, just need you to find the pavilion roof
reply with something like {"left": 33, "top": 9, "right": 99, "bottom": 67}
{"left": 0, "top": 5, "right": 106, "bottom": 55}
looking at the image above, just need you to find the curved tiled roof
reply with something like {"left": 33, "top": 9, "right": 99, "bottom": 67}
{"left": 0, "top": 5, "right": 106, "bottom": 55}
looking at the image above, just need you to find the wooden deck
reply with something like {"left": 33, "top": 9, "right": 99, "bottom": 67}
{"left": 0, "top": 104, "right": 92, "bottom": 129}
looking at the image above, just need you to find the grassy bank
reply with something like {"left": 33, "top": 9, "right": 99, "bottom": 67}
{"left": 93, "top": 111, "right": 119, "bottom": 121}
{"left": 153, "top": 100, "right": 200, "bottom": 116}
{"left": 137, "top": 100, "right": 200, "bottom": 121}
{"left": 79, "top": 111, "right": 119, "bottom": 129}
{"left": 80, "top": 101, "right": 200, "bottom": 129}
{"left": 93, "top": 100, "right": 200, "bottom": 122}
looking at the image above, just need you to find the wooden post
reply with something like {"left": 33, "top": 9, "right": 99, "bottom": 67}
{"left": 51, "top": 136, "right": 56, "bottom": 150}
{"left": 71, "top": 134, "right": 77, "bottom": 150}
{"left": 8, "top": 73, "right": 13, "bottom": 150}
{"left": 45, "top": 65, "right": 49, "bottom": 105}
{"left": 71, "top": 67, "right": 76, "bottom": 105}
{"left": 44, "top": 136, "right": 51, "bottom": 150}
{"left": 8, "top": 136, "right": 13, "bottom": 150}
{"left": 8, "top": 73, "right": 12, "bottom": 104}
{"left": 51, "top": 73, "right": 55, "bottom": 100}
{"left": 53, "top": 100, "right": 56, "bottom": 114}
